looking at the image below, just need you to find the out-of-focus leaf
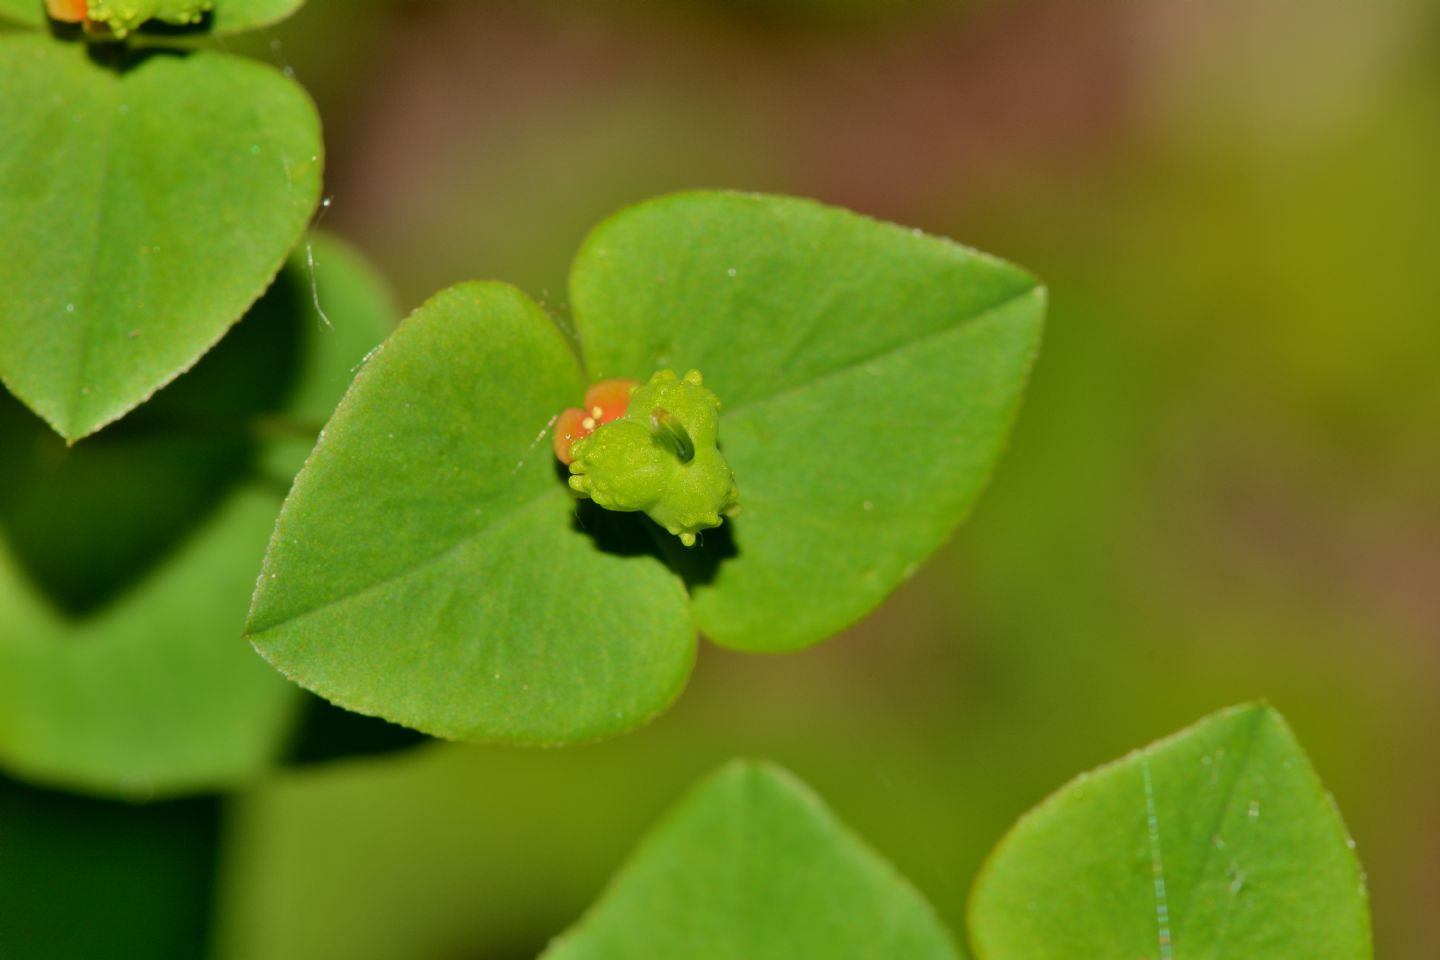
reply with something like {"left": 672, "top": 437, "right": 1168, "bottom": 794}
{"left": 0, "top": 34, "right": 320, "bottom": 440}
{"left": 969, "top": 703, "right": 1372, "bottom": 959}
{"left": 0, "top": 234, "right": 391, "bottom": 797}
{"left": 0, "top": 775, "right": 220, "bottom": 959}
{"left": 542, "top": 760, "right": 960, "bottom": 960}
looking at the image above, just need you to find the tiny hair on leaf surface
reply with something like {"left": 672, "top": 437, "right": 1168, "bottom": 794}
{"left": 0, "top": 235, "right": 392, "bottom": 798}
{"left": 541, "top": 760, "right": 961, "bottom": 960}
{"left": 968, "top": 702, "right": 1372, "bottom": 960}
{"left": 0, "top": 0, "right": 305, "bottom": 34}
{"left": 246, "top": 191, "right": 1044, "bottom": 744}
{"left": 0, "top": 32, "right": 321, "bottom": 441}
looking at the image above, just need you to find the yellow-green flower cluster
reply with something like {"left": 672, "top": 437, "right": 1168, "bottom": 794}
{"left": 568, "top": 370, "right": 739, "bottom": 547}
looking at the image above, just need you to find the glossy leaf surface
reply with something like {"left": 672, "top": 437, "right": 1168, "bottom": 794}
{"left": 245, "top": 283, "right": 696, "bottom": 744}
{"left": 0, "top": 34, "right": 320, "bottom": 440}
{"left": 0, "top": 0, "right": 303, "bottom": 33}
{"left": 0, "top": 236, "right": 390, "bottom": 797}
{"left": 969, "top": 703, "right": 1372, "bottom": 959}
{"left": 573, "top": 192, "right": 1044, "bottom": 650}
{"left": 543, "top": 761, "right": 960, "bottom": 960}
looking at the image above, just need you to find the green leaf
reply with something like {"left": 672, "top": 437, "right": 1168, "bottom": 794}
{"left": 542, "top": 761, "right": 960, "bottom": 960}
{"left": 572, "top": 191, "right": 1044, "bottom": 651}
{"left": 0, "top": 777, "right": 221, "bottom": 959}
{"left": 0, "top": 235, "right": 390, "bottom": 797}
{"left": 245, "top": 282, "right": 696, "bottom": 744}
{"left": 0, "top": 0, "right": 304, "bottom": 34}
{"left": 968, "top": 703, "right": 1372, "bottom": 960}
{"left": 0, "top": 0, "right": 60, "bottom": 25}
{"left": 247, "top": 192, "right": 1040, "bottom": 742}
{"left": 0, "top": 34, "right": 321, "bottom": 440}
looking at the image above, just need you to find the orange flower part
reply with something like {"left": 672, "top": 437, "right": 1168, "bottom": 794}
{"left": 45, "top": 0, "right": 87, "bottom": 22}
{"left": 584, "top": 378, "right": 638, "bottom": 425}
{"left": 552, "top": 378, "right": 638, "bottom": 465}
{"left": 552, "top": 407, "right": 588, "bottom": 465}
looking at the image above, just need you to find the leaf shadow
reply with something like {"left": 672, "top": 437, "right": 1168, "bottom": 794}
{"left": 568, "top": 498, "right": 658, "bottom": 559}
{"left": 135, "top": 10, "right": 215, "bottom": 38}
{"left": 0, "top": 773, "right": 221, "bottom": 958}
{"left": 43, "top": 18, "right": 85, "bottom": 41}
{"left": 282, "top": 693, "right": 429, "bottom": 766}
{"left": 653, "top": 514, "right": 737, "bottom": 589}
{"left": 89, "top": 43, "right": 193, "bottom": 75}
{"left": 46, "top": 15, "right": 214, "bottom": 67}
{"left": 40, "top": 34, "right": 198, "bottom": 75}
{"left": 0, "top": 268, "right": 307, "bottom": 620}
{"left": 560, "top": 460, "right": 740, "bottom": 589}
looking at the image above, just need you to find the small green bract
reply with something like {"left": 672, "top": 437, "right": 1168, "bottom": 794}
{"left": 568, "top": 369, "right": 739, "bottom": 547}
{"left": 87, "top": 0, "right": 213, "bottom": 36}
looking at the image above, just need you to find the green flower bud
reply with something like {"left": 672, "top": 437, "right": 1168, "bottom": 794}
{"left": 568, "top": 369, "right": 739, "bottom": 547}
{"left": 85, "top": 0, "right": 213, "bottom": 37}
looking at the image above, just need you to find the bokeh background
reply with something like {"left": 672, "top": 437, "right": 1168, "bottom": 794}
{"left": 3, "top": 0, "right": 1437, "bottom": 957}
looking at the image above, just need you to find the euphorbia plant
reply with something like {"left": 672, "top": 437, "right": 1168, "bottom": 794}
{"left": 542, "top": 704, "right": 1371, "bottom": 959}
{"left": 245, "top": 191, "right": 1046, "bottom": 744}
{"left": 0, "top": 5, "right": 1386, "bottom": 959}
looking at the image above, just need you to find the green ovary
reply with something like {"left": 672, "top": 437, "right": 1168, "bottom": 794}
{"left": 87, "top": 0, "right": 213, "bottom": 36}
{"left": 568, "top": 370, "right": 739, "bottom": 547}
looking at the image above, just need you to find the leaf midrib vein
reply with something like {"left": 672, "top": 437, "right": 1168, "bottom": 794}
{"left": 250, "top": 482, "right": 558, "bottom": 636}
{"left": 70, "top": 75, "right": 124, "bottom": 432}
{"left": 1173, "top": 707, "right": 1267, "bottom": 956}
{"left": 722, "top": 283, "right": 1039, "bottom": 418}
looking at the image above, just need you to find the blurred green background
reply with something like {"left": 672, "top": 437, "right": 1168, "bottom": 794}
{"left": 3, "top": 0, "right": 1437, "bottom": 957}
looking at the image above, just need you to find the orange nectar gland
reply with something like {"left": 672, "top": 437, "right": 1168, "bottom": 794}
{"left": 552, "top": 378, "right": 639, "bottom": 465}
{"left": 45, "top": 0, "right": 88, "bottom": 21}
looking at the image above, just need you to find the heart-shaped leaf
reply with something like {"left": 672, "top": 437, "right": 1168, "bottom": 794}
{"left": 0, "top": 0, "right": 303, "bottom": 33}
{"left": 573, "top": 192, "right": 1044, "bottom": 651}
{"left": 542, "top": 761, "right": 960, "bottom": 960}
{"left": 0, "top": 34, "right": 321, "bottom": 440}
{"left": 0, "top": 235, "right": 391, "bottom": 797}
{"left": 245, "top": 283, "right": 696, "bottom": 744}
{"left": 969, "top": 703, "right": 1372, "bottom": 959}
{"left": 247, "top": 192, "right": 1041, "bottom": 742}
